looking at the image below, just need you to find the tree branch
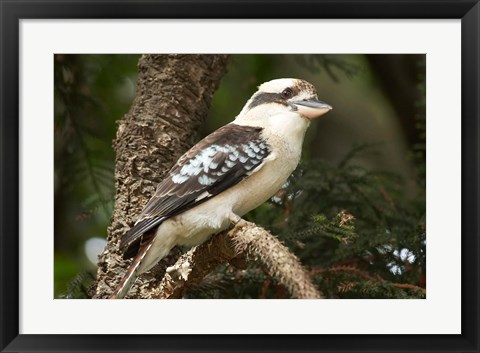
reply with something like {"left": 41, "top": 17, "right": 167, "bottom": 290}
{"left": 92, "top": 54, "right": 321, "bottom": 300}
{"left": 148, "top": 220, "right": 322, "bottom": 299}
{"left": 92, "top": 54, "right": 230, "bottom": 298}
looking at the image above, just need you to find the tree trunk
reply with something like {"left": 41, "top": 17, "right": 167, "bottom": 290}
{"left": 92, "top": 54, "right": 230, "bottom": 298}
{"left": 91, "top": 54, "right": 321, "bottom": 300}
{"left": 366, "top": 54, "right": 425, "bottom": 148}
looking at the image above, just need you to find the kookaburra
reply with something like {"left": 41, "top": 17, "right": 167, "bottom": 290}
{"left": 110, "top": 78, "right": 332, "bottom": 298}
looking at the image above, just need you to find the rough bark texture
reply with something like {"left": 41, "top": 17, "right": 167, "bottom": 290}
{"left": 92, "top": 54, "right": 322, "bottom": 300}
{"left": 92, "top": 54, "right": 230, "bottom": 298}
{"left": 150, "top": 220, "right": 322, "bottom": 299}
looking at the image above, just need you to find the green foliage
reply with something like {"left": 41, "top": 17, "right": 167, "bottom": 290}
{"left": 54, "top": 253, "right": 83, "bottom": 298}
{"left": 190, "top": 143, "right": 426, "bottom": 299}
{"left": 54, "top": 54, "right": 140, "bottom": 297}
{"left": 202, "top": 56, "right": 427, "bottom": 299}
{"left": 413, "top": 57, "right": 426, "bottom": 189}
{"left": 58, "top": 271, "right": 95, "bottom": 299}
{"left": 54, "top": 54, "right": 426, "bottom": 299}
{"left": 55, "top": 55, "right": 138, "bottom": 218}
{"left": 284, "top": 148, "right": 425, "bottom": 298}
{"left": 296, "top": 55, "right": 360, "bottom": 82}
{"left": 185, "top": 265, "right": 271, "bottom": 299}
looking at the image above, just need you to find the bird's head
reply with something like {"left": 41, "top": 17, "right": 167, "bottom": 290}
{"left": 236, "top": 78, "right": 332, "bottom": 124}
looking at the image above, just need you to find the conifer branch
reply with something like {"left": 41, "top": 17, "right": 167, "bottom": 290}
{"left": 310, "top": 266, "right": 426, "bottom": 296}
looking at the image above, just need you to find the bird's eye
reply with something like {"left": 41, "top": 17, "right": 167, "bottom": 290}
{"left": 281, "top": 88, "right": 293, "bottom": 99}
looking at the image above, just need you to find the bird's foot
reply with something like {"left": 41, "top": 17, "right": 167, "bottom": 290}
{"left": 228, "top": 212, "right": 242, "bottom": 225}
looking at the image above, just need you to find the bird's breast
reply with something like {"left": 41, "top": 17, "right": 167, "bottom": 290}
{"left": 166, "top": 131, "right": 303, "bottom": 248}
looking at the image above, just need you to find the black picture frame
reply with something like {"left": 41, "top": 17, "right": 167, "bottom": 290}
{"left": 1, "top": 1, "right": 479, "bottom": 352}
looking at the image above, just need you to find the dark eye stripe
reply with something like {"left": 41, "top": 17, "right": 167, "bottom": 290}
{"left": 247, "top": 92, "right": 290, "bottom": 110}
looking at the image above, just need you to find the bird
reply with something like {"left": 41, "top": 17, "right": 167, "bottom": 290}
{"left": 110, "top": 78, "right": 332, "bottom": 298}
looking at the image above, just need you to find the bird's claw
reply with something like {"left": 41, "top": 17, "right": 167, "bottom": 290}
{"left": 228, "top": 213, "right": 241, "bottom": 225}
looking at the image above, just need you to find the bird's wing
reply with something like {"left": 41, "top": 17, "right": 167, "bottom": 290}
{"left": 119, "top": 123, "right": 271, "bottom": 254}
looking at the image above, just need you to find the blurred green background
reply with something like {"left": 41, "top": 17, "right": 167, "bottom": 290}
{"left": 54, "top": 54, "right": 425, "bottom": 298}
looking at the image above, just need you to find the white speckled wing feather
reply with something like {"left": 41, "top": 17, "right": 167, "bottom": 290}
{"left": 119, "top": 123, "right": 270, "bottom": 256}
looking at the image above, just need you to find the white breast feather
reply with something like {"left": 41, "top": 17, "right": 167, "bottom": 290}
{"left": 138, "top": 111, "right": 309, "bottom": 274}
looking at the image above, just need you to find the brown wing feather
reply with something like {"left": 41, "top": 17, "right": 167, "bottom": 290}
{"left": 120, "top": 123, "right": 270, "bottom": 256}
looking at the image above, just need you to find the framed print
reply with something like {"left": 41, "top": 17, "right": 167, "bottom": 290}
{"left": 1, "top": 0, "right": 479, "bottom": 352}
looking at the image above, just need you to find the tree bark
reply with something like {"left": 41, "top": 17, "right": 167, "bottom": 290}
{"left": 366, "top": 54, "right": 425, "bottom": 147}
{"left": 91, "top": 54, "right": 321, "bottom": 300}
{"left": 92, "top": 54, "right": 230, "bottom": 298}
{"left": 151, "top": 220, "right": 322, "bottom": 299}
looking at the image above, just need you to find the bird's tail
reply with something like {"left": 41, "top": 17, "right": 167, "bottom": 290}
{"left": 110, "top": 239, "right": 154, "bottom": 299}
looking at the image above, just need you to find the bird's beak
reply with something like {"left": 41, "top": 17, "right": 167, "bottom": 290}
{"left": 293, "top": 99, "right": 332, "bottom": 119}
